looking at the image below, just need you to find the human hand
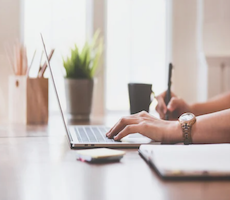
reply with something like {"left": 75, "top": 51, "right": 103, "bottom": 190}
{"left": 155, "top": 91, "right": 191, "bottom": 120}
{"left": 106, "top": 111, "right": 181, "bottom": 143}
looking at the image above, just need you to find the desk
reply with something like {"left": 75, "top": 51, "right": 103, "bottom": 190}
{"left": 0, "top": 113, "right": 230, "bottom": 200}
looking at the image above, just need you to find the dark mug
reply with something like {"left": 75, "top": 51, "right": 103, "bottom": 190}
{"left": 128, "top": 83, "right": 154, "bottom": 114}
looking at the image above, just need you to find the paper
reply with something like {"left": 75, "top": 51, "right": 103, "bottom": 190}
{"left": 140, "top": 144, "right": 230, "bottom": 175}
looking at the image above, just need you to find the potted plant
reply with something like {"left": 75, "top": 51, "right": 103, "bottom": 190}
{"left": 63, "top": 31, "right": 103, "bottom": 121}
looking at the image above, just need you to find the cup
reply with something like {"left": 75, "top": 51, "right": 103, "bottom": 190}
{"left": 8, "top": 75, "right": 48, "bottom": 124}
{"left": 128, "top": 83, "right": 154, "bottom": 114}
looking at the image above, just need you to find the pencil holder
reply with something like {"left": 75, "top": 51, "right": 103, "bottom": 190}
{"left": 8, "top": 76, "right": 49, "bottom": 124}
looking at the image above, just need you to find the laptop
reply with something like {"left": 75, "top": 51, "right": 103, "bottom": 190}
{"left": 139, "top": 144, "right": 230, "bottom": 179}
{"left": 41, "top": 34, "right": 157, "bottom": 149}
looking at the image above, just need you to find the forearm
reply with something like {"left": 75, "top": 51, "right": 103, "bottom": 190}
{"left": 168, "top": 108, "right": 230, "bottom": 144}
{"left": 192, "top": 109, "right": 230, "bottom": 143}
{"left": 190, "top": 92, "right": 230, "bottom": 116}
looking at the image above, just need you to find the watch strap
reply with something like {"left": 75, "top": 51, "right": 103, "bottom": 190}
{"left": 181, "top": 123, "right": 192, "bottom": 145}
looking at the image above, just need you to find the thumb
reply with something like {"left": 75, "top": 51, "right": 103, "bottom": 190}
{"left": 167, "top": 97, "right": 180, "bottom": 112}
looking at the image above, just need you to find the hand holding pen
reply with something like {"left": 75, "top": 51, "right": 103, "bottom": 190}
{"left": 155, "top": 63, "right": 191, "bottom": 120}
{"left": 164, "top": 63, "right": 173, "bottom": 120}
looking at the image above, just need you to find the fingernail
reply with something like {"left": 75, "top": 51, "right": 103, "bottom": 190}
{"left": 114, "top": 136, "right": 118, "bottom": 140}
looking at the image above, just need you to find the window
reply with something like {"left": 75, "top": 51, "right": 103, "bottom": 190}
{"left": 24, "top": 0, "right": 86, "bottom": 111}
{"left": 106, "top": 0, "right": 167, "bottom": 111}
{"left": 24, "top": 0, "right": 167, "bottom": 113}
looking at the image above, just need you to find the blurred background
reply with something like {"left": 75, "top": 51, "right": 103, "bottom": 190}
{"left": 0, "top": 0, "right": 230, "bottom": 120}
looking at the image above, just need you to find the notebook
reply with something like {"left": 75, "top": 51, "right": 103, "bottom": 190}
{"left": 139, "top": 144, "right": 230, "bottom": 179}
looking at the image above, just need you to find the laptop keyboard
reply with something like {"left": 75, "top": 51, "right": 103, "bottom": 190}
{"left": 74, "top": 126, "right": 118, "bottom": 143}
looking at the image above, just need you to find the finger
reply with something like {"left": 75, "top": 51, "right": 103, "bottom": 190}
{"left": 167, "top": 97, "right": 181, "bottom": 112}
{"left": 156, "top": 97, "right": 167, "bottom": 119}
{"left": 171, "top": 91, "right": 176, "bottom": 98}
{"left": 106, "top": 121, "right": 119, "bottom": 136}
{"left": 131, "top": 110, "right": 148, "bottom": 118}
{"left": 114, "top": 124, "right": 140, "bottom": 141}
{"left": 107, "top": 117, "right": 140, "bottom": 138}
{"left": 156, "top": 90, "right": 167, "bottom": 100}
{"left": 106, "top": 115, "right": 140, "bottom": 136}
{"left": 156, "top": 104, "right": 165, "bottom": 119}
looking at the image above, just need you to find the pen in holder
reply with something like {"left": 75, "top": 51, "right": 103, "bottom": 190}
{"left": 6, "top": 42, "right": 53, "bottom": 124}
{"left": 9, "top": 76, "right": 48, "bottom": 124}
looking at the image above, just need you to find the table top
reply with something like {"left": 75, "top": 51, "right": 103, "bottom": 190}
{"left": 0, "top": 113, "right": 230, "bottom": 200}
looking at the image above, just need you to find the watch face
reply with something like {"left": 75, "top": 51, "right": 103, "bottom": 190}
{"left": 179, "top": 113, "right": 194, "bottom": 122}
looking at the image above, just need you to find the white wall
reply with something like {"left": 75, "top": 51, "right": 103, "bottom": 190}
{"left": 203, "top": 0, "right": 230, "bottom": 99}
{"left": 0, "top": 0, "right": 22, "bottom": 120}
{"left": 171, "top": 0, "right": 230, "bottom": 103}
{"left": 171, "top": 0, "right": 202, "bottom": 104}
{"left": 203, "top": 0, "right": 230, "bottom": 56}
{"left": 91, "top": 0, "right": 106, "bottom": 116}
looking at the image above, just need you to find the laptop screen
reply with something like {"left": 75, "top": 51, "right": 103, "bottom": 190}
{"left": 40, "top": 34, "right": 71, "bottom": 141}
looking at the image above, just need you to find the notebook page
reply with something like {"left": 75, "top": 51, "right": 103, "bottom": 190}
{"left": 140, "top": 144, "right": 230, "bottom": 173}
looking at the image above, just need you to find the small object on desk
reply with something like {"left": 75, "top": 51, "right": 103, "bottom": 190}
{"left": 5, "top": 43, "right": 16, "bottom": 74}
{"left": 165, "top": 63, "right": 173, "bottom": 120}
{"left": 26, "top": 50, "right": 37, "bottom": 77}
{"left": 22, "top": 46, "right": 28, "bottom": 75}
{"left": 6, "top": 42, "right": 28, "bottom": 76}
{"left": 76, "top": 148, "right": 125, "bottom": 163}
{"left": 38, "top": 51, "right": 44, "bottom": 74}
{"left": 38, "top": 49, "right": 55, "bottom": 77}
{"left": 8, "top": 76, "right": 49, "bottom": 124}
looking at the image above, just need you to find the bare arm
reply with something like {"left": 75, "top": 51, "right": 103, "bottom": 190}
{"left": 191, "top": 92, "right": 230, "bottom": 116}
{"left": 163, "top": 109, "right": 230, "bottom": 144}
{"left": 107, "top": 110, "right": 230, "bottom": 144}
{"left": 191, "top": 108, "right": 230, "bottom": 143}
{"left": 156, "top": 91, "right": 230, "bottom": 119}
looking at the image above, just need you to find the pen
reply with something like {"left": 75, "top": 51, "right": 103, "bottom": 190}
{"left": 27, "top": 50, "right": 37, "bottom": 77}
{"left": 38, "top": 51, "right": 44, "bottom": 74}
{"left": 38, "top": 49, "right": 54, "bottom": 78}
{"left": 6, "top": 42, "right": 28, "bottom": 76}
{"left": 165, "top": 63, "right": 173, "bottom": 120}
{"left": 22, "top": 47, "right": 28, "bottom": 75}
{"left": 4, "top": 44, "right": 16, "bottom": 75}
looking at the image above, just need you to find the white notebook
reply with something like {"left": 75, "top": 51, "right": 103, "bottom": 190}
{"left": 139, "top": 144, "right": 230, "bottom": 178}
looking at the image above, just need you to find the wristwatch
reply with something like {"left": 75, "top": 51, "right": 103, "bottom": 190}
{"left": 178, "top": 113, "right": 196, "bottom": 145}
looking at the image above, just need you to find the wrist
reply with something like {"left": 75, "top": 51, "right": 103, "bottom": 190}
{"left": 190, "top": 103, "right": 199, "bottom": 115}
{"left": 163, "top": 121, "right": 183, "bottom": 144}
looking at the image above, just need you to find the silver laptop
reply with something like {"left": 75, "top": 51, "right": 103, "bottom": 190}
{"left": 41, "top": 34, "right": 157, "bottom": 148}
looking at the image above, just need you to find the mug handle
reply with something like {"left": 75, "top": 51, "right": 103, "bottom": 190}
{"left": 150, "top": 91, "right": 155, "bottom": 105}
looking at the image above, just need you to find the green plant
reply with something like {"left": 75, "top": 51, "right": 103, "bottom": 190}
{"left": 63, "top": 31, "right": 103, "bottom": 79}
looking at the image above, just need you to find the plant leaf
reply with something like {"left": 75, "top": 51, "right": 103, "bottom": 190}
{"left": 62, "top": 31, "right": 103, "bottom": 79}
